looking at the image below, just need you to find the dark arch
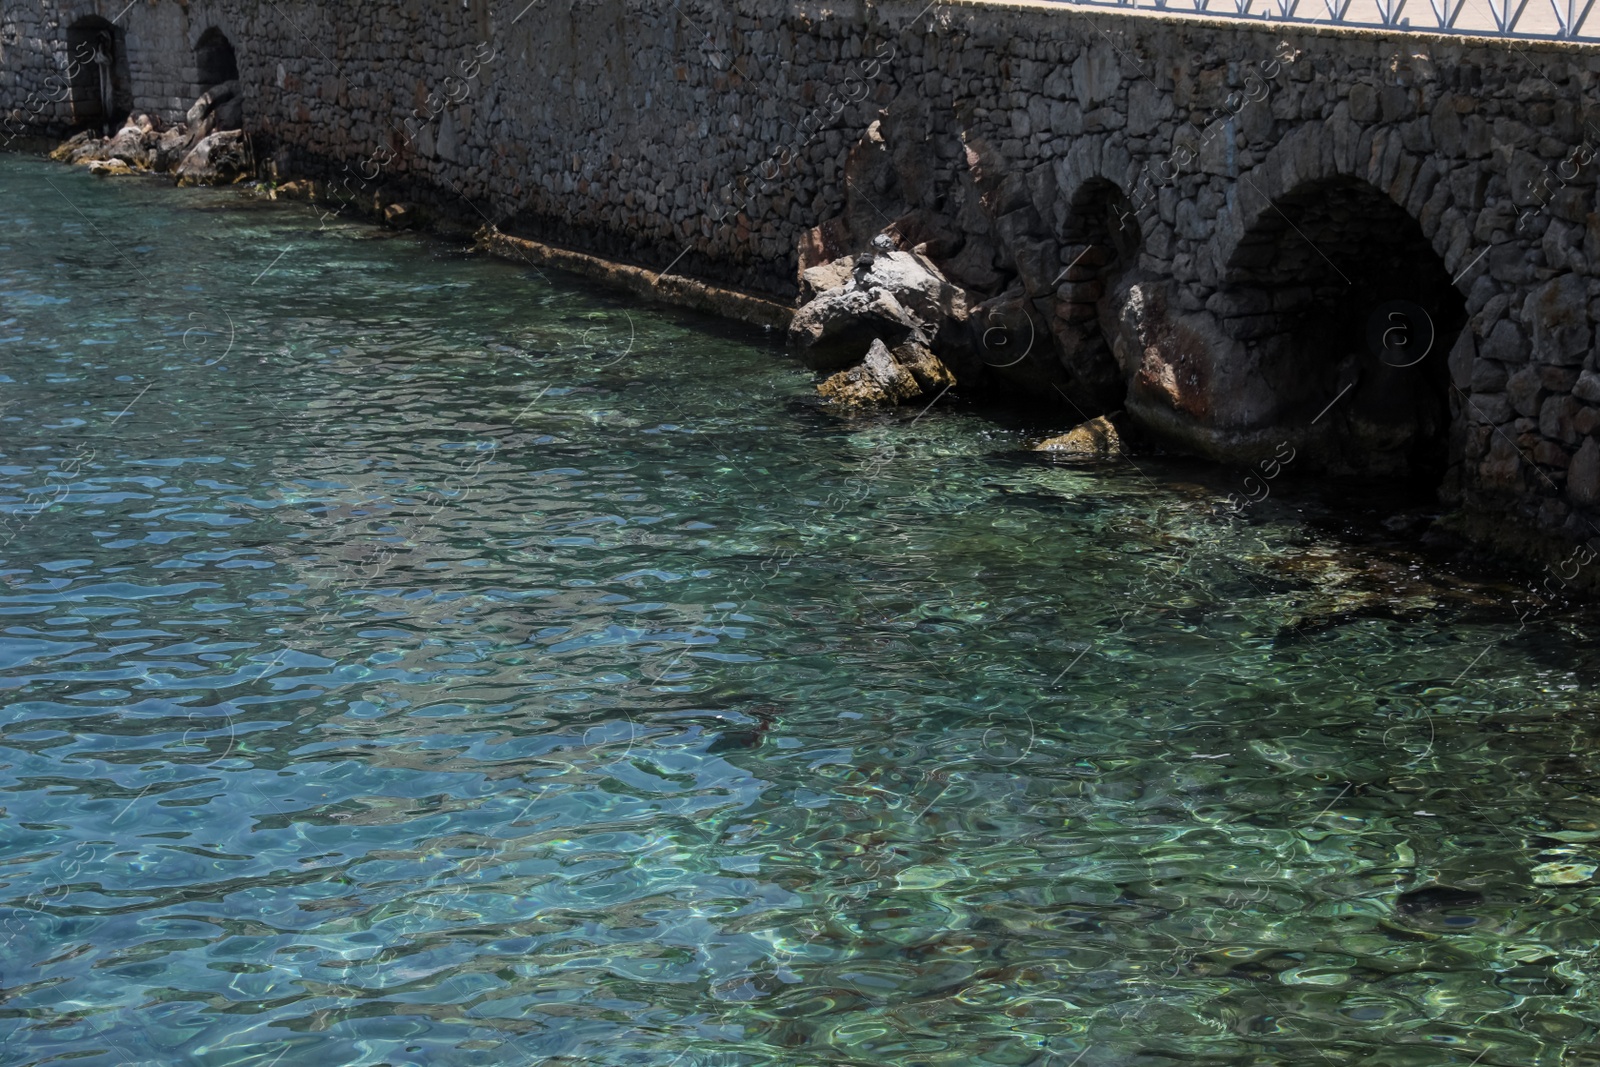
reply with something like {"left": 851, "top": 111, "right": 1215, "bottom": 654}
{"left": 195, "top": 28, "right": 239, "bottom": 94}
{"left": 1055, "top": 179, "right": 1141, "bottom": 413}
{"left": 1218, "top": 176, "right": 1466, "bottom": 482}
{"left": 65, "top": 16, "right": 130, "bottom": 134}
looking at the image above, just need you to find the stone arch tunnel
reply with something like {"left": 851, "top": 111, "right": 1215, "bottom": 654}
{"left": 194, "top": 27, "right": 239, "bottom": 96}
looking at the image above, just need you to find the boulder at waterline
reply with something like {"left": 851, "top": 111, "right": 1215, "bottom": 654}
{"left": 789, "top": 286, "right": 922, "bottom": 371}
{"left": 175, "top": 130, "right": 250, "bottom": 187}
{"left": 817, "top": 338, "right": 923, "bottom": 408}
{"left": 788, "top": 249, "right": 975, "bottom": 373}
{"left": 1034, "top": 414, "right": 1126, "bottom": 458}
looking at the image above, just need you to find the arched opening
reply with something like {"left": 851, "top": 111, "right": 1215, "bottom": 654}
{"left": 1056, "top": 179, "right": 1141, "bottom": 414}
{"left": 65, "top": 17, "right": 129, "bottom": 134}
{"left": 195, "top": 28, "right": 239, "bottom": 94}
{"left": 1218, "top": 177, "right": 1466, "bottom": 483}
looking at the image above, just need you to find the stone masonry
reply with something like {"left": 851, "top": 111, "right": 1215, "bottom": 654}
{"left": 5, "top": 0, "right": 1600, "bottom": 575}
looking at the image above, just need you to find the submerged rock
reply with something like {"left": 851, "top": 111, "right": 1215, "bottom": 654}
{"left": 1531, "top": 861, "right": 1597, "bottom": 886}
{"left": 1035, "top": 414, "right": 1126, "bottom": 458}
{"left": 892, "top": 338, "right": 956, "bottom": 393}
{"left": 1396, "top": 885, "right": 1485, "bottom": 913}
{"left": 817, "top": 338, "right": 921, "bottom": 408}
{"left": 383, "top": 202, "right": 421, "bottom": 229}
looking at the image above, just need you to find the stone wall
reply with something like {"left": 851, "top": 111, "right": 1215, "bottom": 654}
{"left": 5, "top": 0, "right": 1600, "bottom": 575}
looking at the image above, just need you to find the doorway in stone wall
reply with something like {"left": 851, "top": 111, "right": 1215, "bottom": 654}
{"left": 66, "top": 17, "right": 129, "bottom": 134}
{"left": 195, "top": 28, "right": 239, "bottom": 95}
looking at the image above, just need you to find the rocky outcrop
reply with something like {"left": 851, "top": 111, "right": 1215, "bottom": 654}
{"left": 44, "top": 83, "right": 246, "bottom": 185}
{"left": 791, "top": 249, "right": 972, "bottom": 406}
{"left": 175, "top": 130, "right": 250, "bottom": 186}
{"left": 49, "top": 115, "right": 169, "bottom": 172}
{"left": 789, "top": 281, "right": 923, "bottom": 372}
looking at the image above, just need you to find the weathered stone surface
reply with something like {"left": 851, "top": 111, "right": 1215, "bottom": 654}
{"left": 817, "top": 338, "right": 922, "bottom": 407}
{"left": 47, "top": 130, "right": 96, "bottom": 162}
{"left": 973, "top": 286, "right": 1059, "bottom": 391}
{"left": 941, "top": 236, "right": 1006, "bottom": 293}
{"left": 384, "top": 202, "right": 421, "bottom": 228}
{"left": 186, "top": 80, "right": 240, "bottom": 127}
{"left": 1469, "top": 392, "right": 1512, "bottom": 425}
{"left": 1576, "top": 370, "right": 1600, "bottom": 404}
{"left": 1035, "top": 414, "right": 1124, "bottom": 457}
{"left": 175, "top": 130, "right": 250, "bottom": 187}
{"left": 1479, "top": 319, "right": 1526, "bottom": 365}
{"left": 799, "top": 258, "right": 855, "bottom": 304}
{"left": 884, "top": 209, "right": 964, "bottom": 261}
{"left": 1569, "top": 437, "right": 1600, "bottom": 507}
{"left": 891, "top": 339, "right": 956, "bottom": 393}
{"left": 797, "top": 217, "right": 853, "bottom": 280}
{"left": 789, "top": 250, "right": 973, "bottom": 374}
{"left": 1480, "top": 434, "right": 1525, "bottom": 491}
{"left": 1523, "top": 274, "right": 1591, "bottom": 366}
{"left": 86, "top": 159, "right": 133, "bottom": 177}
{"left": 1507, "top": 366, "right": 1547, "bottom": 419}
{"left": 1542, "top": 394, "right": 1582, "bottom": 444}
{"left": 1471, "top": 355, "right": 1508, "bottom": 393}
{"left": 154, "top": 126, "right": 194, "bottom": 171}
{"left": 103, "top": 115, "right": 162, "bottom": 167}
{"left": 53, "top": 121, "right": 165, "bottom": 170}
{"left": 788, "top": 286, "right": 921, "bottom": 371}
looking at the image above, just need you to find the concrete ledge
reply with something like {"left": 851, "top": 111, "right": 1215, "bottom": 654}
{"left": 476, "top": 228, "right": 794, "bottom": 331}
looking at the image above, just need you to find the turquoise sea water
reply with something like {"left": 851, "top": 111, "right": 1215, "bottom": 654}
{"left": 2, "top": 153, "right": 1600, "bottom": 1067}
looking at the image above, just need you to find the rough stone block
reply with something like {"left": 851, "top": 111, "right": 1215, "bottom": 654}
{"left": 1480, "top": 433, "right": 1525, "bottom": 489}
{"left": 1568, "top": 436, "right": 1600, "bottom": 507}
{"left": 1470, "top": 392, "right": 1512, "bottom": 424}
{"left": 1575, "top": 369, "right": 1600, "bottom": 403}
{"left": 1542, "top": 393, "right": 1583, "bottom": 444}
{"left": 1508, "top": 365, "right": 1547, "bottom": 417}
{"left": 1347, "top": 83, "right": 1378, "bottom": 123}
{"left": 1520, "top": 273, "right": 1590, "bottom": 365}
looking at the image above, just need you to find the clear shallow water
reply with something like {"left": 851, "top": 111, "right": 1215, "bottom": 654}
{"left": 2, "top": 155, "right": 1600, "bottom": 1067}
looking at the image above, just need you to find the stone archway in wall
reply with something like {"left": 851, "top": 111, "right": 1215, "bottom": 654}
{"left": 1055, "top": 178, "right": 1141, "bottom": 414}
{"left": 1215, "top": 176, "right": 1466, "bottom": 483}
{"left": 195, "top": 27, "right": 239, "bottom": 95}
{"left": 66, "top": 16, "right": 130, "bottom": 133}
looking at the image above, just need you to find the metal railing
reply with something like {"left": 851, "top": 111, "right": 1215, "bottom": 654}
{"left": 1043, "top": 0, "right": 1600, "bottom": 41}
